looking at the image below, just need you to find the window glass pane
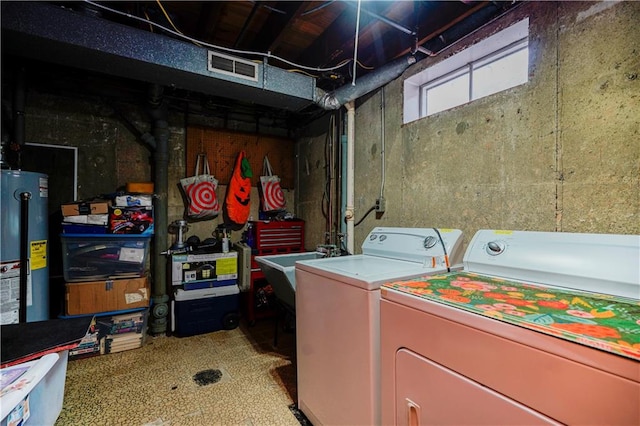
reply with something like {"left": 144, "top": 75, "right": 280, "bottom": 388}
{"left": 408, "top": 19, "right": 529, "bottom": 122}
{"left": 424, "top": 72, "right": 470, "bottom": 115}
{"left": 472, "top": 47, "right": 528, "bottom": 99}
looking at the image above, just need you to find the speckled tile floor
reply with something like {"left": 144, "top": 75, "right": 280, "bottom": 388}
{"left": 55, "top": 318, "right": 304, "bottom": 426}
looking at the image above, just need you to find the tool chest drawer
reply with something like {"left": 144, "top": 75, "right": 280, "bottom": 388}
{"left": 251, "top": 220, "right": 304, "bottom": 252}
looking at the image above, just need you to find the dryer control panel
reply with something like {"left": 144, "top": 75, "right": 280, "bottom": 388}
{"left": 464, "top": 229, "right": 640, "bottom": 299}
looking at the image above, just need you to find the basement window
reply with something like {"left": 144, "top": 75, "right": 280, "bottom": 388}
{"left": 404, "top": 18, "right": 529, "bottom": 123}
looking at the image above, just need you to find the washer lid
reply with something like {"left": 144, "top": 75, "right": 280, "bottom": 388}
{"left": 296, "top": 255, "right": 444, "bottom": 290}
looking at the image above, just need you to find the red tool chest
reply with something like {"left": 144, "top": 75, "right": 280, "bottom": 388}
{"left": 252, "top": 220, "right": 305, "bottom": 253}
{"left": 244, "top": 220, "right": 305, "bottom": 324}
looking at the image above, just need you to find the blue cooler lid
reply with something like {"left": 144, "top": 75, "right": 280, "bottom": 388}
{"left": 174, "top": 285, "right": 239, "bottom": 301}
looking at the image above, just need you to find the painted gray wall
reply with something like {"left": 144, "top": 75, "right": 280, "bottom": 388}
{"left": 297, "top": 1, "right": 639, "bottom": 253}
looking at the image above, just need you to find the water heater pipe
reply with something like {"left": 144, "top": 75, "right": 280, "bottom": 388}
{"left": 345, "top": 101, "right": 355, "bottom": 254}
{"left": 19, "top": 191, "right": 31, "bottom": 323}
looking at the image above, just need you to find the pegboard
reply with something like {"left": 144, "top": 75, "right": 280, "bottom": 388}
{"left": 186, "top": 126, "right": 295, "bottom": 189}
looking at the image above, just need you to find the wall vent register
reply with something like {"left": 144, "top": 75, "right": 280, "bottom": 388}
{"left": 208, "top": 51, "right": 258, "bottom": 82}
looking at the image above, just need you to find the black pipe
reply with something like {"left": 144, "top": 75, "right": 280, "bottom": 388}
{"left": 12, "top": 65, "right": 26, "bottom": 148}
{"left": 19, "top": 191, "right": 31, "bottom": 323}
{"left": 148, "top": 84, "right": 170, "bottom": 335}
{"left": 12, "top": 65, "right": 26, "bottom": 169}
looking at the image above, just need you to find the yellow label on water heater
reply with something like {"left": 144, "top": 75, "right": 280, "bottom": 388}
{"left": 30, "top": 240, "right": 47, "bottom": 270}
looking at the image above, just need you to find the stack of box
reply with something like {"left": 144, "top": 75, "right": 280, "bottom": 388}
{"left": 61, "top": 193, "right": 154, "bottom": 236}
{"left": 61, "top": 231, "right": 151, "bottom": 359}
{"left": 60, "top": 186, "right": 155, "bottom": 358}
{"left": 61, "top": 200, "right": 110, "bottom": 234}
{"left": 170, "top": 250, "right": 240, "bottom": 337}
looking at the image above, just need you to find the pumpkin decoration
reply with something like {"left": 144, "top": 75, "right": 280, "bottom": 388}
{"left": 225, "top": 150, "right": 252, "bottom": 226}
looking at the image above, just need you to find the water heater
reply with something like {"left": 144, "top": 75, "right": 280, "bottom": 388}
{"left": 1, "top": 170, "right": 50, "bottom": 323}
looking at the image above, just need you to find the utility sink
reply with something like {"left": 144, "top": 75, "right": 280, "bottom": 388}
{"left": 255, "top": 252, "right": 324, "bottom": 310}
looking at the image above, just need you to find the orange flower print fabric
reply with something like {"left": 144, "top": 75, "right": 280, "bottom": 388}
{"left": 383, "top": 272, "right": 640, "bottom": 360}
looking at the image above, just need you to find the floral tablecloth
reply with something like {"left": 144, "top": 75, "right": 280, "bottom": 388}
{"left": 383, "top": 272, "right": 640, "bottom": 361}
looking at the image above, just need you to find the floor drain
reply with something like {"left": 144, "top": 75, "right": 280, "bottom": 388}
{"left": 193, "top": 369, "right": 223, "bottom": 386}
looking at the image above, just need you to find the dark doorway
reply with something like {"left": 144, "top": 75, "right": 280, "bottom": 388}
{"left": 22, "top": 142, "right": 77, "bottom": 318}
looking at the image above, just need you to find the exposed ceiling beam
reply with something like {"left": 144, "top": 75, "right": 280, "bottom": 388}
{"left": 248, "top": 1, "right": 305, "bottom": 54}
{"left": 233, "top": 2, "right": 261, "bottom": 48}
{"left": 195, "top": 2, "right": 227, "bottom": 42}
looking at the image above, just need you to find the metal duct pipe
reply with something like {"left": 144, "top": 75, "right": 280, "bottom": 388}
{"left": 148, "top": 84, "right": 170, "bottom": 335}
{"left": 316, "top": 55, "right": 416, "bottom": 110}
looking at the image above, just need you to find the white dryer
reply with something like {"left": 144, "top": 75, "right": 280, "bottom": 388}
{"left": 295, "top": 227, "right": 464, "bottom": 426}
{"left": 380, "top": 230, "right": 640, "bottom": 425}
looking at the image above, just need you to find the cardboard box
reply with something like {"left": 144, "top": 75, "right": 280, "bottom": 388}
{"left": 114, "top": 194, "right": 153, "bottom": 207}
{"left": 63, "top": 214, "right": 109, "bottom": 225}
{"left": 61, "top": 200, "right": 110, "bottom": 216}
{"left": 109, "top": 206, "right": 154, "bottom": 235}
{"left": 65, "top": 277, "right": 150, "bottom": 315}
{"left": 126, "top": 182, "right": 154, "bottom": 194}
{"left": 171, "top": 251, "right": 238, "bottom": 287}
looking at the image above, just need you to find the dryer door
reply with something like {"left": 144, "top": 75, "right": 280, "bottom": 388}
{"left": 395, "top": 349, "right": 559, "bottom": 425}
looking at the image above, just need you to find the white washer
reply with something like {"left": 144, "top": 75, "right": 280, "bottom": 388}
{"left": 295, "top": 227, "right": 464, "bottom": 426}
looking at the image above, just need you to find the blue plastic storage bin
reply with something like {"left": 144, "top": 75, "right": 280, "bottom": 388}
{"left": 61, "top": 234, "right": 151, "bottom": 282}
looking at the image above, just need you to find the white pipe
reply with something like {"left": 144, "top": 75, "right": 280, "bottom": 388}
{"left": 352, "top": 0, "right": 362, "bottom": 86}
{"left": 380, "top": 87, "right": 385, "bottom": 199}
{"left": 345, "top": 101, "right": 355, "bottom": 254}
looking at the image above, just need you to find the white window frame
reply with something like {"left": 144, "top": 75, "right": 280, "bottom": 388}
{"left": 404, "top": 18, "right": 529, "bottom": 124}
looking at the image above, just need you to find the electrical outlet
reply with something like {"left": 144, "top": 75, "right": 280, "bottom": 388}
{"left": 375, "top": 197, "right": 386, "bottom": 213}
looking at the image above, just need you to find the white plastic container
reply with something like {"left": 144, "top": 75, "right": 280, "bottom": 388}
{"left": 1, "top": 351, "right": 69, "bottom": 426}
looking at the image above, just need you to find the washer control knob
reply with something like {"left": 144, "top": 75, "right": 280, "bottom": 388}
{"left": 423, "top": 236, "right": 438, "bottom": 249}
{"left": 379, "top": 235, "right": 387, "bottom": 242}
{"left": 370, "top": 234, "right": 378, "bottom": 240}
{"left": 486, "top": 241, "right": 505, "bottom": 255}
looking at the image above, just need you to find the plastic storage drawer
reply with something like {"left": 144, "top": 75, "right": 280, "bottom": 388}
{"left": 61, "top": 234, "right": 151, "bottom": 282}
